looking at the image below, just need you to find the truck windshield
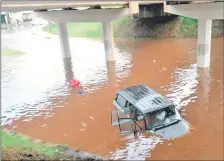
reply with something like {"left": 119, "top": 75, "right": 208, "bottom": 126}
{"left": 146, "top": 105, "right": 179, "bottom": 130}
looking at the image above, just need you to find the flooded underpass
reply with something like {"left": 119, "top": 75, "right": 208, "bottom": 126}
{"left": 1, "top": 27, "right": 223, "bottom": 160}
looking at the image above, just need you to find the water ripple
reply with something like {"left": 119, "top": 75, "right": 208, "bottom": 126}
{"left": 110, "top": 134, "right": 162, "bottom": 160}
{"left": 165, "top": 64, "right": 199, "bottom": 109}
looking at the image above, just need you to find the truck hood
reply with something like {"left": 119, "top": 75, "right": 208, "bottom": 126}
{"left": 153, "top": 119, "right": 190, "bottom": 139}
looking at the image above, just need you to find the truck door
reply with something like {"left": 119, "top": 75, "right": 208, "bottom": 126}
{"left": 111, "top": 109, "right": 143, "bottom": 134}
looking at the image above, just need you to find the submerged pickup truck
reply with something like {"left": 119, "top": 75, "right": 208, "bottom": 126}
{"left": 111, "top": 84, "right": 190, "bottom": 139}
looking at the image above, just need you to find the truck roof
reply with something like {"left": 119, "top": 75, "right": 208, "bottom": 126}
{"left": 118, "top": 84, "right": 173, "bottom": 114}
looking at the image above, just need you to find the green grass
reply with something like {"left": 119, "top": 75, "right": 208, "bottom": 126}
{"left": 1, "top": 130, "right": 103, "bottom": 160}
{"left": 43, "top": 22, "right": 103, "bottom": 37}
{"left": 42, "top": 17, "right": 131, "bottom": 38}
{"left": 178, "top": 16, "right": 197, "bottom": 37}
{"left": 2, "top": 47, "right": 24, "bottom": 56}
{"left": 1, "top": 131, "right": 59, "bottom": 156}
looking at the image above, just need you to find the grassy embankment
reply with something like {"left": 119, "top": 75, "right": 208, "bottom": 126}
{"left": 2, "top": 130, "right": 105, "bottom": 160}
{"left": 2, "top": 47, "right": 24, "bottom": 56}
{"left": 1, "top": 130, "right": 71, "bottom": 160}
{"left": 42, "top": 16, "right": 197, "bottom": 38}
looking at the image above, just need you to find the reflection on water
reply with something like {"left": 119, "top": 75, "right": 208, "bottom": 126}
{"left": 62, "top": 58, "right": 74, "bottom": 82}
{"left": 197, "top": 67, "right": 211, "bottom": 108}
{"left": 1, "top": 27, "right": 223, "bottom": 160}
{"left": 106, "top": 61, "right": 117, "bottom": 86}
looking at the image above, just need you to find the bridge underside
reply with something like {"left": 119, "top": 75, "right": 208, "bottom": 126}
{"left": 34, "top": 3, "right": 139, "bottom": 61}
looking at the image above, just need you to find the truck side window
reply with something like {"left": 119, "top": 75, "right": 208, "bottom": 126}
{"left": 126, "top": 102, "right": 133, "bottom": 108}
{"left": 116, "top": 94, "right": 127, "bottom": 108}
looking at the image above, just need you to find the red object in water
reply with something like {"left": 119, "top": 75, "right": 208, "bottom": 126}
{"left": 69, "top": 79, "right": 80, "bottom": 88}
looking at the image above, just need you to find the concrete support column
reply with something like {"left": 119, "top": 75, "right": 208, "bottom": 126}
{"left": 197, "top": 68, "right": 210, "bottom": 110}
{"left": 102, "top": 21, "right": 115, "bottom": 61}
{"left": 62, "top": 58, "right": 74, "bottom": 82}
{"left": 106, "top": 61, "right": 117, "bottom": 86}
{"left": 56, "top": 22, "right": 71, "bottom": 58}
{"left": 197, "top": 19, "right": 212, "bottom": 68}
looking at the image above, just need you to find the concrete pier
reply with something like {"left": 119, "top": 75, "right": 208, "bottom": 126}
{"left": 102, "top": 21, "right": 115, "bottom": 61}
{"left": 62, "top": 57, "right": 74, "bottom": 82}
{"left": 197, "top": 19, "right": 212, "bottom": 68}
{"left": 106, "top": 61, "right": 116, "bottom": 85}
{"left": 57, "top": 22, "right": 71, "bottom": 58}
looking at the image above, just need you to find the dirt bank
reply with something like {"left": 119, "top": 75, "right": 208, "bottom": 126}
{"left": 113, "top": 16, "right": 224, "bottom": 38}
{"left": 2, "top": 148, "right": 107, "bottom": 161}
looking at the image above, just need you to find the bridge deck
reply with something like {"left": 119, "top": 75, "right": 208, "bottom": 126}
{"left": 1, "top": 1, "right": 163, "bottom": 12}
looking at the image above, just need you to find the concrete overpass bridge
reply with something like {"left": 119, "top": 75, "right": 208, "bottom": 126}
{"left": 1, "top": 1, "right": 224, "bottom": 68}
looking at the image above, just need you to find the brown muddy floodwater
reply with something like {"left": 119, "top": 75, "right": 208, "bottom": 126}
{"left": 2, "top": 29, "right": 223, "bottom": 160}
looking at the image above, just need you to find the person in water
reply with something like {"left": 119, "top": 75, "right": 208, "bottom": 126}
{"left": 68, "top": 79, "right": 84, "bottom": 95}
{"left": 77, "top": 86, "right": 84, "bottom": 95}
{"left": 69, "top": 79, "right": 80, "bottom": 89}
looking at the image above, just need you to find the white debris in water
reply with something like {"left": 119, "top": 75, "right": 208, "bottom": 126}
{"left": 22, "top": 119, "right": 30, "bottom": 122}
{"left": 153, "top": 60, "right": 156, "bottom": 63}
{"left": 89, "top": 117, "right": 95, "bottom": 120}
{"left": 82, "top": 122, "right": 87, "bottom": 127}
{"left": 41, "top": 124, "right": 47, "bottom": 127}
